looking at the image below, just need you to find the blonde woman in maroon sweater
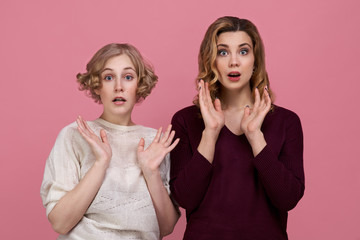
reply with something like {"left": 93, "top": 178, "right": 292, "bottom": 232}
{"left": 170, "top": 16, "right": 304, "bottom": 240}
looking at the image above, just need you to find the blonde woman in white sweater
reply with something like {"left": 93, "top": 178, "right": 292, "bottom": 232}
{"left": 40, "top": 43, "right": 180, "bottom": 240}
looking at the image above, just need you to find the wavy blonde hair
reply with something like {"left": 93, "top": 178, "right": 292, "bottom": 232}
{"left": 77, "top": 43, "right": 158, "bottom": 103}
{"left": 194, "top": 16, "right": 274, "bottom": 106}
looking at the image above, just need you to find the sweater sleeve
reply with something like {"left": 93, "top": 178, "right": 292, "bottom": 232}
{"left": 40, "top": 125, "right": 81, "bottom": 217}
{"left": 253, "top": 111, "right": 305, "bottom": 211}
{"left": 160, "top": 153, "right": 171, "bottom": 194}
{"left": 170, "top": 111, "right": 213, "bottom": 212}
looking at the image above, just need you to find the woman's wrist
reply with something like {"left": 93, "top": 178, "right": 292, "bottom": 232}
{"left": 246, "top": 130, "right": 264, "bottom": 143}
{"left": 142, "top": 169, "right": 161, "bottom": 183}
{"left": 93, "top": 159, "right": 110, "bottom": 172}
{"left": 202, "top": 128, "right": 220, "bottom": 141}
{"left": 246, "top": 131, "right": 267, "bottom": 157}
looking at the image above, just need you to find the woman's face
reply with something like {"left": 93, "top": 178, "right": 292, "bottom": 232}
{"left": 215, "top": 31, "right": 255, "bottom": 92}
{"left": 95, "top": 54, "right": 138, "bottom": 124}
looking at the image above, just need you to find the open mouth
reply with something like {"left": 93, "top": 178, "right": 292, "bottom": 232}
{"left": 113, "top": 97, "right": 126, "bottom": 102}
{"left": 228, "top": 72, "right": 241, "bottom": 78}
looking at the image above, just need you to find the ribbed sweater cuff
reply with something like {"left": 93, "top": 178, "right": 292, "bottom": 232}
{"left": 252, "top": 145, "right": 277, "bottom": 174}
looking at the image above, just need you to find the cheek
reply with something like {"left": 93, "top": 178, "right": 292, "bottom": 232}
{"left": 215, "top": 59, "right": 224, "bottom": 71}
{"left": 127, "top": 83, "right": 138, "bottom": 99}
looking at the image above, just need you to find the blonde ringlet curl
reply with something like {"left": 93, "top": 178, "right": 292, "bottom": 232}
{"left": 77, "top": 43, "right": 158, "bottom": 104}
{"left": 194, "top": 16, "right": 274, "bottom": 107}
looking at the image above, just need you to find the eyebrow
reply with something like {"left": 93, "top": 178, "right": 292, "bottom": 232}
{"left": 217, "top": 43, "right": 252, "bottom": 48}
{"left": 101, "top": 66, "right": 136, "bottom": 73}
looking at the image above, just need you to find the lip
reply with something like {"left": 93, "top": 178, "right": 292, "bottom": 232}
{"left": 227, "top": 71, "right": 241, "bottom": 82}
{"left": 112, "top": 96, "right": 127, "bottom": 105}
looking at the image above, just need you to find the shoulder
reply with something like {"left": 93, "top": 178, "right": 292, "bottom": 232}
{"left": 49, "top": 122, "right": 84, "bottom": 156}
{"left": 265, "top": 105, "right": 303, "bottom": 137}
{"left": 173, "top": 105, "right": 199, "bottom": 117}
{"left": 268, "top": 105, "right": 301, "bottom": 124}
{"left": 171, "top": 105, "right": 201, "bottom": 124}
{"left": 56, "top": 120, "right": 101, "bottom": 146}
{"left": 56, "top": 121, "right": 79, "bottom": 140}
{"left": 171, "top": 105, "right": 204, "bottom": 140}
{"left": 58, "top": 120, "right": 102, "bottom": 137}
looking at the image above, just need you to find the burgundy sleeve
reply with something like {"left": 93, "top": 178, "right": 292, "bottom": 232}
{"left": 253, "top": 112, "right": 305, "bottom": 211}
{"left": 170, "top": 111, "right": 213, "bottom": 212}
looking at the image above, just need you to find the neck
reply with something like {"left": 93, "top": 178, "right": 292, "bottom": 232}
{"left": 99, "top": 112, "right": 135, "bottom": 126}
{"left": 220, "top": 86, "right": 253, "bottom": 111}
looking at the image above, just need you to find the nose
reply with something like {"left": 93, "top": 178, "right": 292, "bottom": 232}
{"left": 114, "top": 79, "right": 124, "bottom": 92}
{"left": 229, "top": 54, "right": 240, "bottom": 67}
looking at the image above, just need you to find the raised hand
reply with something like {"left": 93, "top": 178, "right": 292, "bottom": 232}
{"left": 137, "top": 125, "right": 179, "bottom": 179}
{"left": 240, "top": 87, "right": 271, "bottom": 156}
{"left": 198, "top": 79, "right": 225, "bottom": 138}
{"left": 76, "top": 116, "right": 112, "bottom": 167}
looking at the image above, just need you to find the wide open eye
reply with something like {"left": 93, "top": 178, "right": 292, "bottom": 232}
{"left": 124, "top": 74, "right": 134, "bottom": 81}
{"left": 218, "top": 49, "right": 228, "bottom": 56}
{"left": 240, "top": 49, "right": 249, "bottom": 55}
{"left": 104, "top": 75, "right": 113, "bottom": 81}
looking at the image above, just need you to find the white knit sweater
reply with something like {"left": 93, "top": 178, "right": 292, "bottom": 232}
{"left": 40, "top": 118, "right": 170, "bottom": 240}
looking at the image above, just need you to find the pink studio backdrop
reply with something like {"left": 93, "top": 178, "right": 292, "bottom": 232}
{"left": 1, "top": 0, "right": 359, "bottom": 239}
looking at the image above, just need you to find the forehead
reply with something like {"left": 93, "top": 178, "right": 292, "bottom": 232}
{"left": 217, "top": 31, "right": 253, "bottom": 47}
{"left": 103, "top": 54, "right": 135, "bottom": 71}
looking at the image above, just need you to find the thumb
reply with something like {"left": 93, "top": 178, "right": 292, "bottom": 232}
{"left": 244, "top": 106, "right": 251, "bottom": 117}
{"left": 137, "top": 138, "right": 145, "bottom": 153}
{"left": 214, "top": 98, "right": 222, "bottom": 112}
{"left": 100, "top": 129, "right": 108, "bottom": 144}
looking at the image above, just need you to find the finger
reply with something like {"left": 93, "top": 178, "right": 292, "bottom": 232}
{"left": 78, "top": 116, "right": 93, "bottom": 137}
{"left": 76, "top": 117, "right": 91, "bottom": 139}
{"left": 77, "top": 125, "right": 87, "bottom": 139}
{"left": 77, "top": 125, "right": 95, "bottom": 145}
{"left": 82, "top": 117, "right": 95, "bottom": 135}
{"left": 76, "top": 116, "right": 86, "bottom": 131}
{"left": 198, "top": 80, "right": 207, "bottom": 113}
{"left": 199, "top": 80, "right": 206, "bottom": 107}
{"left": 167, "top": 138, "right": 180, "bottom": 152}
{"left": 153, "top": 127, "right": 162, "bottom": 143}
{"left": 253, "top": 88, "right": 261, "bottom": 110}
{"left": 161, "top": 124, "right": 172, "bottom": 143}
{"left": 164, "top": 130, "right": 176, "bottom": 146}
{"left": 100, "top": 129, "right": 108, "bottom": 144}
{"left": 198, "top": 79, "right": 202, "bottom": 92}
{"left": 137, "top": 138, "right": 145, "bottom": 153}
{"left": 263, "top": 87, "right": 271, "bottom": 112}
{"left": 259, "top": 88, "right": 266, "bottom": 110}
{"left": 214, "top": 98, "right": 222, "bottom": 113}
{"left": 204, "top": 82, "right": 213, "bottom": 108}
{"left": 244, "top": 105, "right": 251, "bottom": 118}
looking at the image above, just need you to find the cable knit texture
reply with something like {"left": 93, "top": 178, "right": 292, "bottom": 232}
{"left": 41, "top": 118, "right": 170, "bottom": 240}
{"left": 170, "top": 105, "right": 304, "bottom": 240}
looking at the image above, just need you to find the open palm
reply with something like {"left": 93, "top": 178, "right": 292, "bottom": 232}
{"left": 137, "top": 125, "right": 179, "bottom": 178}
{"left": 76, "top": 116, "right": 112, "bottom": 166}
{"left": 241, "top": 87, "right": 271, "bottom": 137}
{"left": 198, "top": 80, "right": 225, "bottom": 136}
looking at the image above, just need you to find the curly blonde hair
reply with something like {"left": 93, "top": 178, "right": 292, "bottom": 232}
{"left": 194, "top": 16, "right": 274, "bottom": 106}
{"left": 77, "top": 43, "right": 158, "bottom": 103}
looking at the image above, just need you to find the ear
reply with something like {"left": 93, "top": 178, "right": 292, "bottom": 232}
{"left": 94, "top": 88, "right": 100, "bottom": 95}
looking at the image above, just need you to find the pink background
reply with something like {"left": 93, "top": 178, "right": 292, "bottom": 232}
{"left": 1, "top": 0, "right": 359, "bottom": 239}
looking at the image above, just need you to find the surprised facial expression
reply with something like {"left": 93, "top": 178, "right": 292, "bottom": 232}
{"left": 95, "top": 54, "right": 138, "bottom": 122}
{"left": 215, "top": 31, "right": 255, "bottom": 92}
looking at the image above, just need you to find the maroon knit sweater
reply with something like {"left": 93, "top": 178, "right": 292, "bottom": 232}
{"left": 170, "top": 105, "right": 304, "bottom": 240}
